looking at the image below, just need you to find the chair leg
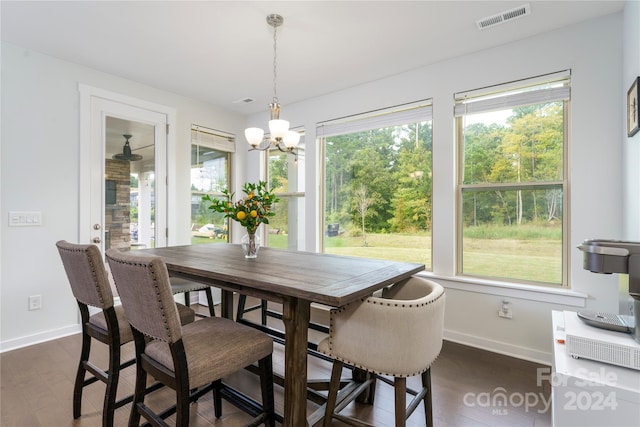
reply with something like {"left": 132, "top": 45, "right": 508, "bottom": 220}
{"left": 236, "top": 294, "right": 266, "bottom": 324}
{"left": 212, "top": 379, "right": 223, "bottom": 419}
{"left": 176, "top": 380, "right": 191, "bottom": 427}
{"left": 129, "top": 368, "right": 145, "bottom": 427}
{"left": 183, "top": 291, "right": 191, "bottom": 306}
{"left": 259, "top": 355, "right": 275, "bottom": 427}
{"left": 205, "top": 287, "right": 216, "bottom": 317}
{"left": 237, "top": 294, "right": 247, "bottom": 321}
{"left": 422, "top": 369, "right": 433, "bottom": 427}
{"left": 394, "top": 377, "right": 407, "bottom": 427}
{"left": 103, "top": 340, "right": 121, "bottom": 427}
{"left": 323, "top": 361, "right": 344, "bottom": 427}
{"left": 260, "top": 299, "right": 268, "bottom": 325}
{"left": 73, "top": 330, "right": 92, "bottom": 419}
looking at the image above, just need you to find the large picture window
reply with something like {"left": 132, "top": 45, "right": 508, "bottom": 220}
{"left": 318, "top": 101, "right": 433, "bottom": 268}
{"left": 455, "top": 71, "right": 570, "bottom": 285}
{"left": 189, "top": 125, "right": 234, "bottom": 244}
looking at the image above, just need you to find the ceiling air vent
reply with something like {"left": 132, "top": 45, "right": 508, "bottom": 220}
{"left": 477, "top": 3, "right": 531, "bottom": 30}
{"left": 233, "top": 97, "right": 256, "bottom": 104}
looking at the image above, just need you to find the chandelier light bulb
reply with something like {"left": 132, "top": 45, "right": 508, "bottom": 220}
{"left": 245, "top": 128, "right": 265, "bottom": 147}
{"left": 268, "top": 119, "right": 289, "bottom": 139}
{"left": 283, "top": 130, "right": 300, "bottom": 148}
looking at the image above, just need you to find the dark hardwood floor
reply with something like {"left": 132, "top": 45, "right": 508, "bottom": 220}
{"left": 0, "top": 302, "right": 552, "bottom": 426}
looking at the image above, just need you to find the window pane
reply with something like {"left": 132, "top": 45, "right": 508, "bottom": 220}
{"left": 461, "top": 188, "right": 563, "bottom": 284}
{"left": 267, "top": 136, "right": 305, "bottom": 250}
{"left": 457, "top": 75, "right": 568, "bottom": 286}
{"left": 324, "top": 120, "right": 432, "bottom": 268}
{"left": 190, "top": 144, "right": 230, "bottom": 244}
{"left": 462, "top": 102, "right": 564, "bottom": 185}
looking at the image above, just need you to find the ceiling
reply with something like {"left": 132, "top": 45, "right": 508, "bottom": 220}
{"left": 1, "top": 1, "right": 624, "bottom": 118}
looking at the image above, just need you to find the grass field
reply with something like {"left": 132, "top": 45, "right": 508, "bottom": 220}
{"left": 322, "top": 230, "right": 562, "bottom": 285}
{"left": 191, "top": 227, "right": 563, "bottom": 284}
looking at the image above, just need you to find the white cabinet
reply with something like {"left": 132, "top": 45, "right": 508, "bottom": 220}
{"left": 551, "top": 310, "right": 640, "bottom": 426}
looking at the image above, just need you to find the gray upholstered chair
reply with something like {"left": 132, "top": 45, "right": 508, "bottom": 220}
{"left": 318, "top": 276, "right": 445, "bottom": 427}
{"left": 169, "top": 276, "right": 216, "bottom": 317}
{"left": 55, "top": 240, "right": 195, "bottom": 427}
{"left": 105, "top": 248, "right": 275, "bottom": 427}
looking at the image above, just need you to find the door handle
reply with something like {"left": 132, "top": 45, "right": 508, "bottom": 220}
{"left": 92, "top": 237, "right": 101, "bottom": 244}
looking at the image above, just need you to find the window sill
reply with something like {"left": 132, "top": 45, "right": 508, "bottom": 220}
{"left": 417, "top": 272, "right": 587, "bottom": 307}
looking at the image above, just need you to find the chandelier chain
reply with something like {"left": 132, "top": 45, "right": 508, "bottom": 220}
{"left": 272, "top": 22, "right": 278, "bottom": 103}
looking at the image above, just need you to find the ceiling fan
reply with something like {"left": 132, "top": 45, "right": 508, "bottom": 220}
{"left": 112, "top": 134, "right": 143, "bottom": 161}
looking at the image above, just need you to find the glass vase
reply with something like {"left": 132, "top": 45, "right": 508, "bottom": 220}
{"left": 241, "top": 233, "right": 261, "bottom": 258}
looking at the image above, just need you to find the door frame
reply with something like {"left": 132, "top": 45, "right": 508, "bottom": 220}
{"left": 78, "top": 84, "right": 177, "bottom": 248}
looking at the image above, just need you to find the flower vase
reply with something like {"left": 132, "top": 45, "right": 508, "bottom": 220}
{"left": 241, "top": 233, "right": 261, "bottom": 258}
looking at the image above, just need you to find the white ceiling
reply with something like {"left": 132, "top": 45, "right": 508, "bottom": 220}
{"left": 1, "top": 0, "right": 624, "bottom": 118}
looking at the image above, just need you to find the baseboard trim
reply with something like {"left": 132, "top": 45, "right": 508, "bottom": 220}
{"left": 0, "top": 324, "right": 81, "bottom": 353}
{"left": 444, "top": 329, "right": 551, "bottom": 366}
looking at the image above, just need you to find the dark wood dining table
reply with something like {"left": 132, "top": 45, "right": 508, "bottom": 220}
{"left": 132, "top": 243, "right": 425, "bottom": 426}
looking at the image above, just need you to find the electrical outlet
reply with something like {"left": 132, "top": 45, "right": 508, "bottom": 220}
{"left": 498, "top": 300, "right": 512, "bottom": 319}
{"left": 28, "top": 295, "right": 42, "bottom": 311}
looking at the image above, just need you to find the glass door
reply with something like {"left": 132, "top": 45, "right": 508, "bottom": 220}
{"left": 105, "top": 117, "right": 157, "bottom": 251}
{"left": 83, "top": 93, "right": 167, "bottom": 252}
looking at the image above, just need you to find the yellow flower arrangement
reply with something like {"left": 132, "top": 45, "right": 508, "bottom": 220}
{"left": 202, "top": 181, "right": 279, "bottom": 235}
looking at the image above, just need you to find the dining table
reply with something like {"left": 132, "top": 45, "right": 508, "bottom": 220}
{"left": 131, "top": 243, "right": 425, "bottom": 426}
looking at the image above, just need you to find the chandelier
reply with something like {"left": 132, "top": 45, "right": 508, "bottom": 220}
{"left": 245, "top": 14, "right": 300, "bottom": 154}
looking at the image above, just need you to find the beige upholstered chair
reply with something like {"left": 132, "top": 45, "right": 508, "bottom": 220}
{"left": 105, "top": 248, "right": 275, "bottom": 427}
{"left": 55, "top": 240, "right": 195, "bottom": 427}
{"left": 318, "top": 276, "right": 445, "bottom": 427}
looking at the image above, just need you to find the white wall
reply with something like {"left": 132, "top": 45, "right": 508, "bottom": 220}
{"left": 0, "top": 42, "right": 247, "bottom": 350}
{"left": 1, "top": 10, "right": 632, "bottom": 363}
{"left": 247, "top": 12, "right": 626, "bottom": 363}
{"left": 623, "top": 1, "right": 640, "bottom": 239}
{"left": 621, "top": 1, "right": 640, "bottom": 314}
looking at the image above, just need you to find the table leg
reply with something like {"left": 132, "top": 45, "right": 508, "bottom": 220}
{"left": 281, "top": 297, "right": 311, "bottom": 427}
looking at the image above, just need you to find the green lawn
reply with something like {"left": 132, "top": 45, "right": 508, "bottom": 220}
{"left": 192, "top": 228, "right": 563, "bottom": 284}
{"left": 324, "top": 231, "right": 562, "bottom": 285}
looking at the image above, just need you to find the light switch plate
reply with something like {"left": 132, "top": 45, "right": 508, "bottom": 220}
{"left": 9, "top": 211, "right": 42, "bottom": 226}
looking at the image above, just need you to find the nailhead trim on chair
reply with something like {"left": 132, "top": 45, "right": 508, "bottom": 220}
{"left": 325, "top": 290, "right": 445, "bottom": 378}
{"left": 65, "top": 244, "right": 110, "bottom": 308}
{"left": 113, "top": 256, "right": 177, "bottom": 343}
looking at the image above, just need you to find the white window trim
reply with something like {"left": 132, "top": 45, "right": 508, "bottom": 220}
{"left": 455, "top": 73, "right": 570, "bottom": 287}
{"left": 419, "top": 272, "right": 587, "bottom": 307}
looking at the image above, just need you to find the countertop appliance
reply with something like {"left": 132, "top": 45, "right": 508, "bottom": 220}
{"left": 577, "top": 239, "right": 640, "bottom": 344}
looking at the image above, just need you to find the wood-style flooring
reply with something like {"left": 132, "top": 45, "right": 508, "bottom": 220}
{"left": 0, "top": 302, "right": 552, "bottom": 426}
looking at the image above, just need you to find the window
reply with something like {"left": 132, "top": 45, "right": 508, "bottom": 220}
{"left": 190, "top": 125, "right": 234, "bottom": 244}
{"left": 265, "top": 130, "right": 305, "bottom": 250}
{"left": 318, "top": 101, "right": 433, "bottom": 268}
{"left": 455, "top": 71, "right": 570, "bottom": 285}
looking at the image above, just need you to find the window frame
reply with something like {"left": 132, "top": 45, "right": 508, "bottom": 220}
{"left": 190, "top": 125, "right": 235, "bottom": 243}
{"left": 263, "top": 128, "right": 306, "bottom": 250}
{"left": 317, "top": 100, "right": 434, "bottom": 268}
{"left": 454, "top": 73, "right": 570, "bottom": 287}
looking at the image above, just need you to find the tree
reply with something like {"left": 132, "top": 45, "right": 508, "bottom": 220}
{"left": 353, "top": 184, "right": 371, "bottom": 245}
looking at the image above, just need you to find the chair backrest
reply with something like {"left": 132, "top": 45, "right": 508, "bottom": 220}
{"left": 105, "top": 248, "right": 182, "bottom": 343}
{"left": 56, "top": 240, "right": 114, "bottom": 309}
{"left": 326, "top": 276, "right": 445, "bottom": 377}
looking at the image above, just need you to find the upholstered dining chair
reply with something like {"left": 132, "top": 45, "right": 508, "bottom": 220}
{"left": 105, "top": 248, "right": 275, "bottom": 427}
{"left": 55, "top": 240, "right": 195, "bottom": 427}
{"left": 169, "top": 276, "right": 216, "bottom": 317}
{"left": 318, "top": 276, "right": 445, "bottom": 427}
